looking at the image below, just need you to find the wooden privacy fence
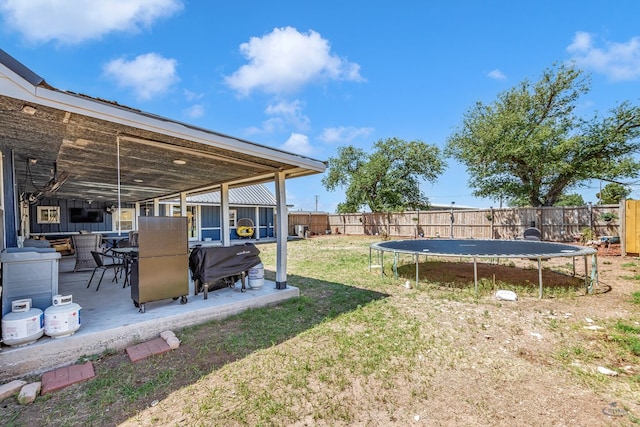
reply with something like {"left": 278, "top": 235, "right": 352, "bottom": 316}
{"left": 289, "top": 204, "right": 622, "bottom": 242}
{"left": 288, "top": 212, "right": 333, "bottom": 236}
{"left": 624, "top": 199, "right": 640, "bottom": 255}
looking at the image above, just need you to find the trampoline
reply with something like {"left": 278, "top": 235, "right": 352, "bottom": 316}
{"left": 370, "top": 239, "right": 598, "bottom": 298}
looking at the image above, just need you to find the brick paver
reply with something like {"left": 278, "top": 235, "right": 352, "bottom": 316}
{"left": 126, "top": 337, "right": 171, "bottom": 362}
{"left": 41, "top": 362, "right": 95, "bottom": 394}
{"left": 37, "top": 335, "right": 175, "bottom": 398}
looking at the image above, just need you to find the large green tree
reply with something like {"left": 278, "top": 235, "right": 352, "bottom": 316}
{"left": 554, "top": 193, "right": 585, "bottom": 207}
{"left": 596, "top": 182, "right": 631, "bottom": 204}
{"left": 322, "top": 137, "right": 445, "bottom": 213}
{"left": 446, "top": 62, "right": 640, "bottom": 207}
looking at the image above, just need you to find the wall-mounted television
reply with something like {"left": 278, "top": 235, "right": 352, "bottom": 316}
{"left": 69, "top": 207, "right": 104, "bottom": 223}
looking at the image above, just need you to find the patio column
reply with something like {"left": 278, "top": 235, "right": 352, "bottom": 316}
{"left": 180, "top": 192, "right": 187, "bottom": 216}
{"left": 254, "top": 206, "right": 260, "bottom": 240}
{"left": 221, "top": 183, "right": 230, "bottom": 246}
{"left": 274, "top": 171, "right": 288, "bottom": 289}
{"left": 134, "top": 202, "right": 140, "bottom": 229}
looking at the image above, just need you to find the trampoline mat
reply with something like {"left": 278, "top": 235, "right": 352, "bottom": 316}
{"left": 372, "top": 239, "right": 596, "bottom": 258}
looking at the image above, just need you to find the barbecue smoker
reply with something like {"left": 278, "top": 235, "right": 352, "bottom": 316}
{"left": 189, "top": 243, "right": 262, "bottom": 299}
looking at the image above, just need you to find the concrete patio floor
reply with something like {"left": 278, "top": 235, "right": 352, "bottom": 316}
{"left": 0, "top": 246, "right": 298, "bottom": 380}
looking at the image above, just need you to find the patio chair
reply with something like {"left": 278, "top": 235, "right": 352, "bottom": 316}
{"left": 87, "top": 251, "right": 125, "bottom": 291}
{"left": 128, "top": 230, "right": 139, "bottom": 247}
{"left": 72, "top": 233, "right": 102, "bottom": 271}
{"left": 523, "top": 227, "right": 541, "bottom": 241}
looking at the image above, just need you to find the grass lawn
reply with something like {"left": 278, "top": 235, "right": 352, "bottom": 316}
{"left": 3, "top": 235, "right": 640, "bottom": 426}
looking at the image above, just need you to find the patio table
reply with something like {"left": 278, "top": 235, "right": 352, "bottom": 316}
{"left": 111, "top": 247, "right": 138, "bottom": 287}
{"left": 102, "top": 235, "right": 128, "bottom": 249}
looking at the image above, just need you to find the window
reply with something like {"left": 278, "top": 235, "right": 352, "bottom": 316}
{"left": 229, "top": 209, "right": 236, "bottom": 227}
{"left": 37, "top": 206, "right": 60, "bottom": 224}
{"left": 112, "top": 208, "right": 135, "bottom": 231}
{"left": 170, "top": 205, "right": 198, "bottom": 239}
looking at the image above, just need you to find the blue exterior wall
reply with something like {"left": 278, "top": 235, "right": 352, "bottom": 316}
{"left": 200, "top": 205, "right": 274, "bottom": 240}
{"left": 200, "top": 205, "right": 220, "bottom": 240}
{"left": 28, "top": 198, "right": 135, "bottom": 237}
{"left": 23, "top": 197, "right": 274, "bottom": 242}
{"left": 3, "top": 151, "right": 17, "bottom": 247}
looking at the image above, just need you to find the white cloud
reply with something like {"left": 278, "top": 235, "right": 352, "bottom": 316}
{"left": 0, "top": 0, "right": 183, "bottom": 44}
{"left": 245, "top": 99, "right": 311, "bottom": 135}
{"left": 183, "top": 89, "right": 204, "bottom": 102}
{"left": 567, "top": 31, "right": 593, "bottom": 52}
{"left": 318, "top": 126, "right": 373, "bottom": 144}
{"left": 184, "top": 104, "right": 204, "bottom": 119}
{"left": 103, "top": 53, "right": 179, "bottom": 100}
{"left": 567, "top": 31, "right": 640, "bottom": 81}
{"left": 487, "top": 69, "right": 506, "bottom": 80}
{"left": 281, "top": 133, "right": 314, "bottom": 156}
{"left": 245, "top": 117, "right": 285, "bottom": 136}
{"left": 265, "top": 99, "right": 310, "bottom": 131}
{"left": 225, "top": 26, "right": 364, "bottom": 96}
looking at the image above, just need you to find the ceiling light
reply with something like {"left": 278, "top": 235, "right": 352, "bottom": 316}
{"left": 173, "top": 159, "right": 186, "bottom": 165}
{"left": 133, "top": 179, "right": 144, "bottom": 183}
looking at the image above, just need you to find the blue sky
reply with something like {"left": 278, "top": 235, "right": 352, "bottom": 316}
{"left": 1, "top": 0, "right": 639, "bottom": 212}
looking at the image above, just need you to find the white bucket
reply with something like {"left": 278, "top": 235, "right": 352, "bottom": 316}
{"left": 44, "top": 294, "right": 81, "bottom": 338}
{"left": 248, "top": 263, "right": 264, "bottom": 289}
{"left": 495, "top": 290, "right": 518, "bottom": 301}
{"left": 1, "top": 299, "right": 44, "bottom": 347}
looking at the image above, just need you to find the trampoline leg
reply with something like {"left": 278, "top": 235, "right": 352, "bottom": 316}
{"left": 588, "top": 254, "right": 598, "bottom": 294}
{"left": 538, "top": 257, "right": 543, "bottom": 299}
{"left": 473, "top": 257, "right": 478, "bottom": 296}
{"left": 415, "top": 253, "right": 419, "bottom": 288}
{"left": 584, "top": 256, "right": 588, "bottom": 291}
{"left": 393, "top": 251, "right": 398, "bottom": 279}
{"left": 369, "top": 248, "right": 385, "bottom": 277}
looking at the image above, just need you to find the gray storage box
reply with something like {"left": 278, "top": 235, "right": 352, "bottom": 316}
{"left": 1, "top": 248, "right": 61, "bottom": 317}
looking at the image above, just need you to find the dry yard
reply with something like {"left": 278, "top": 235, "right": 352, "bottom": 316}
{"left": 120, "top": 239, "right": 640, "bottom": 426}
{"left": 2, "top": 236, "right": 639, "bottom": 426}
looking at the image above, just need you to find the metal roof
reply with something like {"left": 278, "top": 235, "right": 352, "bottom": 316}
{"left": 166, "top": 184, "right": 277, "bottom": 206}
{"left": 0, "top": 48, "right": 47, "bottom": 87}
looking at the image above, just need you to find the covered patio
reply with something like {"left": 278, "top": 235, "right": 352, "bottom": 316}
{"left": 1, "top": 241, "right": 294, "bottom": 380}
{"left": 0, "top": 48, "right": 325, "bottom": 379}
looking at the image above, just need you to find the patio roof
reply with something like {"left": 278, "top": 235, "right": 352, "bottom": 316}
{"left": 0, "top": 48, "right": 326, "bottom": 204}
{"left": 174, "top": 184, "right": 277, "bottom": 206}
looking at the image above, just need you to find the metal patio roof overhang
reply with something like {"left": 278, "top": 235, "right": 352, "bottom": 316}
{"left": 0, "top": 48, "right": 326, "bottom": 204}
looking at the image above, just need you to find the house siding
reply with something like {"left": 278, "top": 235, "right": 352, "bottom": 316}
{"left": 26, "top": 198, "right": 275, "bottom": 242}
{"left": 29, "top": 198, "right": 135, "bottom": 236}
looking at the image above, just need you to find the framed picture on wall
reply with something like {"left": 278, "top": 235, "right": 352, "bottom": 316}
{"left": 37, "top": 206, "right": 61, "bottom": 224}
